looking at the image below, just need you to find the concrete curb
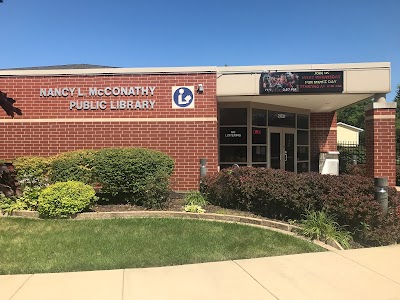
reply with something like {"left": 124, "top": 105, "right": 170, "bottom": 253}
{"left": 3, "top": 210, "right": 340, "bottom": 251}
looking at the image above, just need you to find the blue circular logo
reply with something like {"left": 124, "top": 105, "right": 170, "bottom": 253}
{"left": 173, "top": 87, "right": 194, "bottom": 108}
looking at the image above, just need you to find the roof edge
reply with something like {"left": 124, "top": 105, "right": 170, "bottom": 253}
{"left": 0, "top": 66, "right": 218, "bottom": 77}
{"left": 0, "top": 62, "right": 390, "bottom": 77}
{"left": 337, "top": 122, "right": 364, "bottom": 131}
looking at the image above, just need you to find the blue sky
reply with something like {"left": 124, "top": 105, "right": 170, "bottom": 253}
{"left": 1, "top": 0, "right": 399, "bottom": 100}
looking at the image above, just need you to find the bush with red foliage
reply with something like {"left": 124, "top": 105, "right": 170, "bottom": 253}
{"left": 346, "top": 164, "right": 367, "bottom": 177}
{"left": 201, "top": 167, "right": 400, "bottom": 246}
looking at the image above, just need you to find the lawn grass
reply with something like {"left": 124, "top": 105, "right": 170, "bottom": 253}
{"left": 0, "top": 217, "right": 325, "bottom": 275}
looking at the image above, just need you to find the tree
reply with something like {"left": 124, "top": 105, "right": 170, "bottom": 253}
{"left": 393, "top": 84, "right": 400, "bottom": 118}
{"left": 391, "top": 84, "right": 400, "bottom": 144}
{"left": 0, "top": 91, "right": 22, "bottom": 118}
{"left": 337, "top": 98, "right": 372, "bottom": 129}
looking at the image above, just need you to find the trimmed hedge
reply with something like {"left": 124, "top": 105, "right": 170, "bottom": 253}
{"left": 49, "top": 150, "right": 96, "bottom": 184}
{"left": 202, "top": 167, "right": 400, "bottom": 246}
{"left": 48, "top": 148, "right": 174, "bottom": 207}
{"left": 13, "top": 156, "right": 50, "bottom": 187}
{"left": 38, "top": 181, "right": 97, "bottom": 218}
{"left": 93, "top": 148, "right": 173, "bottom": 206}
{"left": 346, "top": 164, "right": 367, "bottom": 177}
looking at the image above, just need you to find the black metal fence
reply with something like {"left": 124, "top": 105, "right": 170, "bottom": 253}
{"left": 337, "top": 141, "right": 366, "bottom": 173}
{"left": 337, "top": 141, "right": 400, "bottom": 173}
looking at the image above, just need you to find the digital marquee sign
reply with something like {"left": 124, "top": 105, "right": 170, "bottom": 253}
{"left": 260, "top": 71, "right": 343, "bottom": 94}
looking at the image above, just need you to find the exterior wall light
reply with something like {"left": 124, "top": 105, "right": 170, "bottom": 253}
{"left": 197, "top": 84, "right": 204, "bottom": 93}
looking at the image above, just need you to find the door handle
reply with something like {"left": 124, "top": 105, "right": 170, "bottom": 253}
{"left": 285, "top": 154, "right": 288, "bottom": 161}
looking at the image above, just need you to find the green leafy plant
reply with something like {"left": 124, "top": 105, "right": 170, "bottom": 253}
{"left": 48, "top": 148, "right": 174, "bottom": 207}
{"left": 92, "top": 148, "right": 174, "bottom": 207}
{"left": 37, "top": 181, "right": 98, "bottom": 218}
{"left": 184, "top": 204, "right": 205, "bottom": 213}
{"left": 297, "top": 211, "right": 351, "bottom": 249}
{"left": 16, "top": 186, "right": 42, "bottom": 211}
{"left": 49, "top": 150, "right": 96, "bottom": 184}
{"left": 184, "top": 191, "right": 208, "bottom": 206}
{"left": 0, "top": 192, "right": 15, "bottom": 215}
{"left": 13, "top": 156, "right": 50, "bottom": 188}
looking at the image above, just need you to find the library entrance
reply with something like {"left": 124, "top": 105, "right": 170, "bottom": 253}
{"left": 218, "top": 105, "right": 310, "bottom": 173}
{"left": 269, "top": 128, "right": 295, "bottom": 172}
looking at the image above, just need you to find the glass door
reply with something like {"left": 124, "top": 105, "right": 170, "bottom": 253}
{"left": 285, "top": 132, "right": 295, "bottom": 172}
{"left": 270, "top": 132, "right": 281, "bottom": 169}
{"left": 269, "top": 129, "right": 296, "bottom": 171}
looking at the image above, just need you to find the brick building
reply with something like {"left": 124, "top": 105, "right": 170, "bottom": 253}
{"left": 0, "top": 62, "right": 396, "bottom": 190}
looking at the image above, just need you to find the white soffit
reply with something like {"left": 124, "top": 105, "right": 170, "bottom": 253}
{"left": 217, "top": 94, "right": 373, "bottom": 113}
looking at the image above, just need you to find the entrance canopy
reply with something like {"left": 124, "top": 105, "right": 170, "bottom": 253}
{"left": 216, "top": 62, "right": 390, "bottom": 112}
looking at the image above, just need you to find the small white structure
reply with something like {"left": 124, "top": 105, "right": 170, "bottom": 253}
{"left": 319, "top": 151, "right": 340, "bottom": 175}
{"left": 337, "top": 122, "right": 364, "bottom": 146}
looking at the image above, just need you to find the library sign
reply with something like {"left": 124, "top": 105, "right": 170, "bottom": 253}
{"left": 260, "top": 71, "right": 343, "bottom": 94}
{"left": 39, "top": 86, "right": 157, "bottom": 110}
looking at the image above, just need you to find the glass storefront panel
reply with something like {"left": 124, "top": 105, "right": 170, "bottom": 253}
{"left": 220, "top": 127, "right": 247, "bottom": 144}
{"left": 219, "top": 106, "right": 310, "bottom": 173}
{"left": 220, "top": 108, "right": 247, "bottom": 125}
{"left": 220, "top": 146, "right": 247, "bottom": 163}
{"left": 252, "top": 146, "right": 267, "bottom": 162}
{"left": 297, "top": 162, "right": 309, "bottom": 173}
{"left": 297, "top": 114, "right": 309, "bottom": 129}
{"left": 220, "top": 164, "right": 247, "bottom": 170}
{"left": 252, "top": 164, "right": 267, "bottom": 168}
{"left": 297, "top": 146, "right": 309, "bottom": 161}
{"left": 270, "top": 132, "right": 281, "bottom": 169}
{"left": 252, "top": 109, "right": 267, "bottom": 126}
{"left": 252, "top": 127, "right": 267, "bottom": 144}
{"left": 268, "top": 111, "right": 295, "bottom": 128}
{"left": 297, "top": 130, "right": 309, "bottom": 145}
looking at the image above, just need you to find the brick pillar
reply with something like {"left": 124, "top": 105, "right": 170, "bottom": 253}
{"left": 365, "top": 98, "right": 397, "bottom": 186}
{"left": 310, "top": 112, "right": 337, "bottom": 172}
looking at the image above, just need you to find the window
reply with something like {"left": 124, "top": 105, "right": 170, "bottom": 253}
{"left": 219, "top": 108, "right": 248, "bottom": 166}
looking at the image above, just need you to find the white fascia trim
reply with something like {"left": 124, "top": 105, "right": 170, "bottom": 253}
{"left": 0, "top": 66, "right": 218, "bottom": 77}
{"left": 337, "top": 122, "right": 364, "bottom": 132}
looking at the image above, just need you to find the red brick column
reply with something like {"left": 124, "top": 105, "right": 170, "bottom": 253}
{"left": 310, "top": 112, "right": 337, "bottom": 172}
{"left": 365, "top": 101, "right": 397, "bottom": 186}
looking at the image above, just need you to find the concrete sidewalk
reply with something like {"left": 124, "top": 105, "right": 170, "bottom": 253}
{"left": 1, "top": 245, "right": 400, "bottom": 300}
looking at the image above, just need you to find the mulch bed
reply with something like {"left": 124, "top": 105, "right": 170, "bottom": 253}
{"left": 92, "top": 195, "right": 261, "bottom": 219}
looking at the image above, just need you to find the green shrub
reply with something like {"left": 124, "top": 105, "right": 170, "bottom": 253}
{"left": 37, "top": 181, "right": 97, "bottom": 218}
{"left": 0, "top": 192, "right": 14, "bottom": 214}
{"left": 93, "top": 148, "right": 174, "bottom": 207}
{"left": 297, "top": 211, "right": 351, "bottom": 249}
{"left": 49, "top": 150, "right": 97, "bottom": 184}
{"left": 184, "top": 204, "right": 205, "bottom": 213}
{"left": 139, "top": 171, "right": 171, "bottom": 209}
{"left": 184, "top": 191, "right": 207, "bottom": 206}
{"left": 0, "top": 186, "right": 41, "bottom": 215}
{"left": 202, "top": 167, "right": 400, "bottom": 246}
{"left": 13, "top": 156, "right": 50, "bottom": 187}
{"left": 48, "top": 148, "right": 174, "bottom": 208}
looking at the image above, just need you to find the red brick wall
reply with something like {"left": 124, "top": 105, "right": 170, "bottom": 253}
{"left": 0, "top": 73, "right": 218, "bottom": 191}
{"left": 310, "top": 112, "right": 337, "bottom": 171}
{"left": 365, "top": 108, "right": 396, "bottom": 186}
